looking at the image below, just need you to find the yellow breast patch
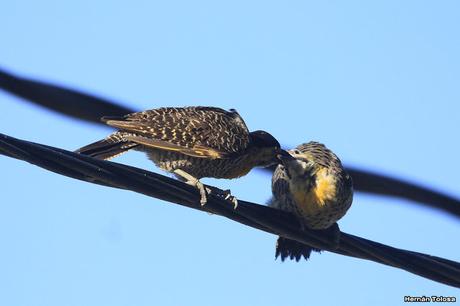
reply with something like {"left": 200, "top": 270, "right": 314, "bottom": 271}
{"left": 291, "top": 167, "right": 337, "bottom": 215}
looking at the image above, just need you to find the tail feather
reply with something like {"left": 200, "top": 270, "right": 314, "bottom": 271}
{"left": 275, "top": 237, "right": 321, "bottom": 262}
{"left": 75, "top": 136, "right": 138, "bottom": 160}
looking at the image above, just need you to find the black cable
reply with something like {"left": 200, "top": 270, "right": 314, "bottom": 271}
{"left": 1, "top": 133, "right": 459, "bottom": 288}
{"left": 0, "top": 68, "right": 134, "bottom": 124}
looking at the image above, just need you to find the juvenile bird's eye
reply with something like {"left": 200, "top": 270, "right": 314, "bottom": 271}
{"left": 293, "top": 149, "right": 301, "bottom": 155}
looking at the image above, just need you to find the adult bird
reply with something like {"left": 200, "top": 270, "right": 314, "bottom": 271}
{"left": 76, "top": 106, "right": 283, "bottom": 206}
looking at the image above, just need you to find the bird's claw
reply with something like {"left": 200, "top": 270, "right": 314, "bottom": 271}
{"left": 205, "top": 187, "right": 238, "bottom": 209}
{"left": 223, "top": 190, "right": 238, "bottom": 209}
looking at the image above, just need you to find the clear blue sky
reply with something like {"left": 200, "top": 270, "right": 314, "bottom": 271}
{"left": 1, "top": 1, "right": 459, "bottom": 305}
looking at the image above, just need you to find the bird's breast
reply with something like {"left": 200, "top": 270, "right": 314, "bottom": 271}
{"left": 290, "top": 167, "right": 339, "bottom": 221}
{"left": 220, "top": 156, "right": 255, "bottom": 179}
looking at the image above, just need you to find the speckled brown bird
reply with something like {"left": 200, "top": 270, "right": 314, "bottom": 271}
{"left": 76, "top": 106, "right": 282, "bottom": 206}
{"left": 270, "top": 141, "right": 353, "bottom": 261}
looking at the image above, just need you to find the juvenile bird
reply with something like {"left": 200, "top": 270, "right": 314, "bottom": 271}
{"left": 270, "top": 141, "right": 353, "bottom": 261}
{"left": 76, "top": 106, "right": 282, "bottom": 206}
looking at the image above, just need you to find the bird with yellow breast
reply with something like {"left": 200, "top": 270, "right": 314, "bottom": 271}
{"left": 271, "top": 141, "right": 353, "bottom": 261}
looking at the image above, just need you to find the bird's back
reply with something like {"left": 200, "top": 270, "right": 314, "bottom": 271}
{"left": 110, "top": 106, "right": 251, "bottom": 154}
{"left": 77, "top": 106, "right": 273, "bottom": 180}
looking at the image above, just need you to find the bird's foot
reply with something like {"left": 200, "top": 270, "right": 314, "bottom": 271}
{"left": 173, "top": 169, "right": 208, "bottom": 205}
{"left": 204, "top": 186, "right": 238, "bottom": 209}
{"left": 222, "top": 189, "right": 238, "bottom": 209}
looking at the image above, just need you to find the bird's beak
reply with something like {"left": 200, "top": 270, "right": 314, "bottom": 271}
{"left": 276, "top": 149, "right": 296, "bottom": 165}
{"left": 276, "top": 150, "right": 296, "bottom": 179}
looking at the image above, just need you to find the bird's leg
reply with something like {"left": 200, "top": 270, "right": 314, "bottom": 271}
{"left": 173, "top": 170, "right": 238, "bottom": 209}
{"left": 173, "top": 169, "right": 209, "bottom": 205}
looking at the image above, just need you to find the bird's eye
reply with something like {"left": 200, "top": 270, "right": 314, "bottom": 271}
{"left": 293, "top": 149, "right": 301, "bottom": 155}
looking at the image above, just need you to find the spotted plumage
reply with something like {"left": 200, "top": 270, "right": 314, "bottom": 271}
{"left": 270, "top": 141, "right": 353, "bottom": 261}
{"left": 76, "top": 106, "right": 282, "bottom": 205}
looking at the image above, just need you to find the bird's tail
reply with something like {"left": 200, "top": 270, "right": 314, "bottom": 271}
{"left": 75, "top": 132, "right": 138, "bottom": 160}
{"left": 275, "top": 237, "right": 321, "bottom": 262}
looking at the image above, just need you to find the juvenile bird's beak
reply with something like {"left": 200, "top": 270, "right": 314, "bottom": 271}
{"left": 276, "top": 149, "right": 296, "bottom": 165}
{"left": 276, "top": 150, "right": 297, "bottom": 172}
{"left": 276, "top": 150, "right": 297, "bottom": 179}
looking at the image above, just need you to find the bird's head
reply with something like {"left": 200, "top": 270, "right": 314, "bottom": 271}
{"left": 249, "top": 130, "right": 283, "bottom": 167}
{"left": 277, "top": 142, "right": 337, "bottom": 183}
{"left": 277, "top": 142, "right": 342, "bottom": 195}
{"left": 277, "top": 148, "right": 317, "bottom": 182}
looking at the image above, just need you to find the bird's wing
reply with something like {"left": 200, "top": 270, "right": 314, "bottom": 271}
{"left": 123, "top": 135, "right": 230, "bottom": 159}
{"left": 101, "top": 107, "right": 251, "bottom": 158}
